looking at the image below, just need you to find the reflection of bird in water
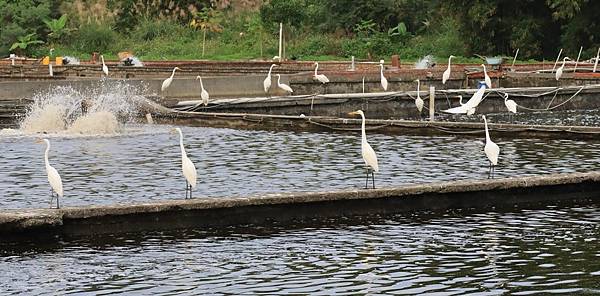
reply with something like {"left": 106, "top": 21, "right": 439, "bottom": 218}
{"left": 348, "top": 110, "right": 379, "bottom": 189}
{"left": 36, "top": 138, "right": 63, "bottom": 209}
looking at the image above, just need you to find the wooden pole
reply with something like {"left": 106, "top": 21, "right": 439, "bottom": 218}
{"left": 429, "top": 86, "right": 435, "bottom": 121}
{"left": 573, "top": 46, "right": 583, "bottom": 73}
{"left": 594, "top": 48, "right": 600, "bottom": 73}
{"left": 552, "top": 49, "right": 563, "bottom": 73}
{"left": 278, "top": 22, "right": 283, "bottom": 61}
{"left": 511, "top": 48, "right": 519, "bottom": 69}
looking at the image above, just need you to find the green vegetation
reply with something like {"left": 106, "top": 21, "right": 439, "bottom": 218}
{"left": 1, "top": 0, "right": 598, "bottom": 62}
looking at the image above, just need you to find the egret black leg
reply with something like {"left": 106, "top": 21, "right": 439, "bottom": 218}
{"left": 185, "top": 181, "right": 189, "bottom": 199}
{"left": 371, "top": 171, "right": 376, "bottom": 189}
{"left": 49, "top": 190, "right": 54, "bottom": 208}
{"left": 189, "top": 184, "right": 193, "bottom": 199}
{"left": 487, "top": 162, "right": 492, "bottom": 179}
{"left": 365, "top": 167, "right": 370, "bottom": 189}
{"left": 56, "top": 196, "right": 60, "bottom": 209}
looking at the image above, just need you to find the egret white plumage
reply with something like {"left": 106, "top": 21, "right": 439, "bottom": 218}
{"left": 379, "top": 63, "right": 388, "bottom": 91}
{"left": 504, "top": 93, "right": 517, "bottom": 122}
{"left": 443, "top": 86, "right": 486, "bottom": 114}
{"left": 414, "top": 79, "right": 424, "bottom": 114}
{"left": 555, "top": 57, "right": 570, "bottom": 81}
{"left": 348, "top": 110, "right": 379, "bottom": 189}
{"left": 162, "top": 67, "right": 180, "bottom": 92}
{"left": 263, "top": 64, "right": 276, "bottom": 93}
{"left": 442, "top": 55, "right": 455, "bottom": 84}
{"left": 458, "top": 95, "right": 476, "bottom": 115}
{"left": 196, "top": 76, "right": 210, "bottom": 106}
{"left": 172, "top": 128, "right": 197, "bottom": 199}
{"left": 36, "top": 138, "right": 63, "bottom": 209}
{"left": 482, "top": 115, "right": 500, "bottom": 178}
{"left": 276, "top": 74, "right": 293, "bottom": 94}
{"left": 481, "top": 64, "right": 492, "bottom": 88}
{"left": 101, "top": 55, "right": 109, "bottom": 76}
{"left": 313, "top": 62, "right": 329, "bottom": 84}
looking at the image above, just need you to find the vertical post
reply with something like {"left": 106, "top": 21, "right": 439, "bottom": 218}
{"left": 202, "top": 28, "right": 206, "bottom": 58}
{"left": 10, "top": 54, "right": 15, "bottom": 66}
{"left": 278, "top": 22, "right": 283, "bottom": 61}
{"left": 429, "top": 86, "right": 435, "bottom": 121}
{"left": 49, "top": 64, "right": 53, "bottom": 77}
{"left": 573, "top": 46, "right": 583, "bottom": 73}
{"left": 552, "top": 49, "right": 563, "bottom": 73}
{"left": 350, "top": 56, "right": 355, "bottom": 71}
{"left": 362, "top": 77, "right": 365, "bottom": 93}
{"left": 594, "top": 47, "right": 600, "bottom": 73}
{"left": 511, "top": 48, "right": 519, "bottom": 68}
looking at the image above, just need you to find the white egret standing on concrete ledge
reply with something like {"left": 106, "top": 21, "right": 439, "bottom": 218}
{"left": 556, "top": 57, "right": 570, "bottom": 81}
{"left": 379, "top": 63, "right": 388, "bottom": 91}
{"left": 442, "top": 55, "right": 455, "bottom": 84}
{"left": 172, "top": 128, "right": 197, "bottom": 199}
{"left": 504, "top": 93, "right": 517, "bottom": 122}
{"left": 196, "top": 76, "right": 210, "bottom": 106}
{"left": 263, "top": 64, "right": 276, "bottom": 93}
{"left": 36, "top": 139, "right": 63, "bottom": 209}
{"left": 162, "top": 67, "right": 180, "bottom": 92}
{"left": 313, "top": 62, "right": 329, "bottom": 84}
{"left": 276, "top": 74, "right": 293, "bottom": 94}
{"left": 481, "top": 64, "right": 492, "bottom": 88}
{"left": 482, "top": 115, "right": 500, "bottom": 178}
{"left": 348, "top": 110, "right": 379, "bottom": 189}
{"left": 101, "top": 55, "right": 109, "bottom": 76}
{"left": 414, "top": 79, "right": 424, "bottom": 114}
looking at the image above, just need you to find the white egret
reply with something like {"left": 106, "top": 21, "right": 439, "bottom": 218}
{"left": 36, "top": 139, "right": 63, "bottom": 209}
{"left": 414, "top": 79, "right": 424, "bottom": 114}
{"left": 348, "top": 110, "right": 379, "bottom": 189}
{"left": 443, "top": 86, "right": 486, "bottom": 114}
{"left": 276, "top": 74, "right": 293, "bottom": 94}
{"left": 482, "top": 115, "right": 500, "bottom": 178}
{"left": 196, "top": 76, "right": 210, "bottom": 106}
{"left": 481, "top": 64, "right": 492, "bottom": 88}
{"left": 101, "top": 55, "right": 109, "bottom": 76}
{"left": 555, "top": 57, "right": 570, "bottom": 81}
{"left": 504, "top": 93, "right": 517, "bottom": 122}
{"left": 263, "top": 64, "right": 276, "bottom": 93}
{"left": 379, "top": 63, "right": 388, "bottom": 91}
{"left": 313, "top": 62, "right": 330, "bottom": 84}
{"left": 172, "top": 128, "right": 197, "bottom": 199}
{"left": 162, "top": 67, "right": 180, "bottom": 92}
{"left": 458, "top": 95, "right": 476, "bottom": 115}
{"left": 442, "top": 55, "right": 455, "bottom": 84}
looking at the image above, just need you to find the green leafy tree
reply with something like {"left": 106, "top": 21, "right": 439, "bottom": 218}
{"left": 44, "top": 14, "right": 70, "bottom": 45}
{"left": 0, "top": 0, "right": 54, "bottom": 56}
{"left": 9, "top": 33, "right": 44, "bottom": 55}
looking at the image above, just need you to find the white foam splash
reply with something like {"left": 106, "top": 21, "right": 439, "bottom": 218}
{"left": 19, "top": 80, "right": 146, "bottom": 135}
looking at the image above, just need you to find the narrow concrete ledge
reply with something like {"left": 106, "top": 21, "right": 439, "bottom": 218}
{"left": 2, "top": 171, "right": 600, "bottom": 237}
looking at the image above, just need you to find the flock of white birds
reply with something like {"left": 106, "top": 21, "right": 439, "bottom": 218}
{"left": 38, "top": 56, "right": 533, "bottom": 208}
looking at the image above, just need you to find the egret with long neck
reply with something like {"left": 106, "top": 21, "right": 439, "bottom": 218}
{"left": 482, "top": 64, "right": 492, "bottom": 88}
{"left": 482, "top": 115, "right": 500, "bottom": 178}
{"left": 348, "top": 110, "right": 379, "bottom": 189}
{"left": 172, "top": 128, "right": 197, "bottom": 199}
{"left": 196, "top": 76, "right": 209, "bottom": 106}
{"left": 379, "top": 63, "right": 388, "bottom": 91}
{"left": 162, "top": 67, "right": 180, "bottom": 92}
{"left": 263, "top": 64, "right": 276, "bottom": 93}
{"left": 414, "top": 79, "right": 424, "bottom": 116}
{"left": 442, "top": 55, "right": 454, "bottom": 84}
{"left": 37, "top": 138, "right": 63, "bottom": 208}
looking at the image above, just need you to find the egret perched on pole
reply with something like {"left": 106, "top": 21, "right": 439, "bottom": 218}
{"left": 379, "top": 62, "right": 388, "bottom": 91}
{"left": 414, "top": 79, "right": 424, "bottom": 114}
{"left": 481, "top": 64, "right": 492, "bottom": 88}
{"left": 555, "top": 57, "right": 570, "bottom": 81}
{"left": 504, "top": 93, "right": 517, "bottom": 122}
{"left": 482, "top": 115, "right": 500, "bottom": 178}
{"left": 172, "top": 128, "right": 197, "bottom": 199}
{"left": 36, "top": 139, "right": 63, "bottom": 209}
{"left": 442, "top": 55, "right": 455, "bottom": 84}
{"left": 263, "top": 64, "right": 276, "bottom": 93}
{"left": 196, "top": 76, "right": 210, "bottom": 106}
{"left": 101, "top": 55, "right": 109, "bottom": 76}
{"left": 162, "top": 67, "right": 180, "bottom": 92}
{"left": 348, "top": 110, "right": 379, "bottom": 189}
{"left": 276, "top": 74, "right": 293, "bottom": 94}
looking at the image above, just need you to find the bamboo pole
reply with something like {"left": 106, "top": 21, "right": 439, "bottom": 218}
{"left": 552, "top": 49, "right": 563, "bottom": 73}
{"left": 573, "top": 46, "right": 583, "bottom": 73}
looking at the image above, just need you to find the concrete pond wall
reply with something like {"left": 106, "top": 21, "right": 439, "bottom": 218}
{"left": 2, "top": 172, "right": 600, "bottom": 240}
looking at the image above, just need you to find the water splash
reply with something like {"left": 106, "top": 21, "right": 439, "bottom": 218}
{"left": 415, "top": 55, "right": 436, "bottom": 69}
{"left": 19, "top": 80, "right": 146, "bottom": 135}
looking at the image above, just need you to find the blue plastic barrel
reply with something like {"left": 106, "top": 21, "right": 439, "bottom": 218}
{"left": 477, "top": 81, "right": 486, "bottom": 89}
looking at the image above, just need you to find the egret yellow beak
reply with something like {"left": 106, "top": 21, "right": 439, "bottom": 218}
{"left": 348, "top": 111, "right": 359, "bottom": 116}
{"left": 34, "top": 138, "right": 43, "bottom": 144}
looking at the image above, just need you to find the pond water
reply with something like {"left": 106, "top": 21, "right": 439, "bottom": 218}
{"left": 1, "top": 202, "right": 599, "bottom": 294}
{"left": 1, "top": 124, "right": 600, "bottom": 209}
